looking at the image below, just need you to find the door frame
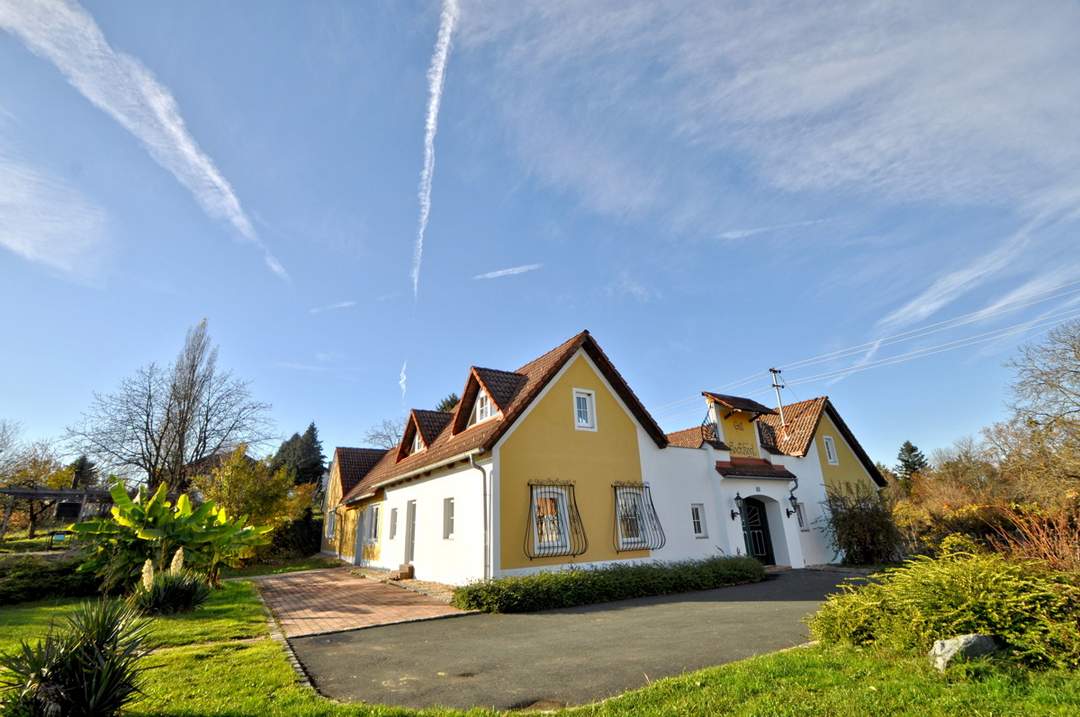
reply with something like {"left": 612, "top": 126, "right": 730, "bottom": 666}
{"left": 404, "top": 500, "right": 417, "bottom": 564}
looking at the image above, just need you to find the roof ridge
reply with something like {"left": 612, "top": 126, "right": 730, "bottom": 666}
{"left": 514, "top": 330, "right": 589, "bottom": 373}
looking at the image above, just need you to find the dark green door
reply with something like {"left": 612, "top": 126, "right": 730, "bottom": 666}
{"left": 741, "top": 497, "right": 775, "bottom": 565}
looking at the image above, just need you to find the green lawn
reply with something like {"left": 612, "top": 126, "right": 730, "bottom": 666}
{"left": 3, "top": 582, "right": 1079, "bottom": 716}
{"left": 221, "top": 554, "right": 341, "bottom": 579}
{"left": 0, "top": 535, "right": 52, "bottom": 553}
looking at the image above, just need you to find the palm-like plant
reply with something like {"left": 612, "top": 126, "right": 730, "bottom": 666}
{"left": 73, "top": 483, "right": 271, "bottom": 590}
{"left": 0, "top": 599, "right": 151, "bottom": 716}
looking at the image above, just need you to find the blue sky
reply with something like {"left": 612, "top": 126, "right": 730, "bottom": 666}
{"left": 3, "top": 0, "right": 1079, "bottom": 467}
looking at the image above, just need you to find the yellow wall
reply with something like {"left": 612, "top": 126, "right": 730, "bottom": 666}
{"left": 719, "top": 410, "right": 760, "bottom": 457}
{"left": 815, "top": 413, "right": 877, "bottom": 495}
{"left": 498, "top": 353, "right": 648, "bottom": 570}
{"left": 320, "top": 460, "right": 381, "bottom": 561}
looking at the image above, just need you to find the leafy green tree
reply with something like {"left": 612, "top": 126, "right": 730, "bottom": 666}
{"left": 895, "top": 440, "right": 929, "bottom": 481}
{"left": 194, "top": 445, "right": 314, "bottom": 529}
{"left": 73, "top": 483, "right": 271, "bottom": 589}
{"left": 435, "top": 393, "right": 460, "bottom": 412}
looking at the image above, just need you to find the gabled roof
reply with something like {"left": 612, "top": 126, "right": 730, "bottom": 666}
{"left": 702, "top": 392, "right": 777, "bottom": 417}
{"left": 341, "top": 330, "right": 668, "bottom": 505}
{"left": 473, "top": 367, "right": 528, "bottom": 410}
{"left": 757, "top": 397, "right": 885, "bottom": 487}
{"left": 332, "top": 447, "right": 387, "bottom": 495}
{"left": 413, "top": 410, "right": 453, "bottom": 446}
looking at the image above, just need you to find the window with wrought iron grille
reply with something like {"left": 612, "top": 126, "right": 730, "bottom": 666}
{"left": 612, "top": 483, "right": 666, "bottom": 551}
{"left": 524, "top": 483, "right": 588, "bottom": 559}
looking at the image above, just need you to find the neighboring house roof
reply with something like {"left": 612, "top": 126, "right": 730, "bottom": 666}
{"left": 702, "top": 392, "right": 778, "bottom": 417}
{"left": 665, "top": 425, "right": 729, "bottom": 450}
{"left": 333, "top": 447, "right": 388, "bottom": 496}
{"left": 715, "top": 457, "right": 796, "bottom": 480}
{"left": 341, "top": 330, "right": 668, "bottom": 505}
{"left": 757, "top": 397, "right": 886, "bottom": 487}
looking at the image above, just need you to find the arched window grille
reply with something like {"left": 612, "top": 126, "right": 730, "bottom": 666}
{"left": 612, "top": 483, "right": 666, "bottom": 552}
{"left": 523, "top": 482, "right": 588, "bottom": 559}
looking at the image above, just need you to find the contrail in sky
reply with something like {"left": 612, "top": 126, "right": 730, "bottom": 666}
{"left": 399, "top": 360, "right": 408, "bottom": 403}
{"left": 410, "top": 0, "right": 459, "bottom": 300}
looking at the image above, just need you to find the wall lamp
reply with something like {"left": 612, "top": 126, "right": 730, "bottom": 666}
{"left": 730, "top": 492, "right": 744, "bottom": 521}
{"left": 785, "top": 489, "right": 799, "bottom": 518}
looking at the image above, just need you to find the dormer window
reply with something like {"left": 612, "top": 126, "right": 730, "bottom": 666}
{"left": 411, "top": 431, "right": 424, "bottom": 454}
{"left": 469, "top": 390, "right": 495, "bottom": 426}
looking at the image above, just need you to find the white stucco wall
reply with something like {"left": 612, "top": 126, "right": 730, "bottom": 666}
{"left": 378, "top": 459, "right": 489, "bottom": 585}
{"left": 770, "top": 446, "right": 838, "bottom": 566}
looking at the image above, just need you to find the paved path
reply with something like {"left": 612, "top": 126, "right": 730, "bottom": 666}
{"left": 258, "top": 568, "right": 464, "bottom": 638}
{"left": 291, "top": 570, "right": 848, "bottom": 710}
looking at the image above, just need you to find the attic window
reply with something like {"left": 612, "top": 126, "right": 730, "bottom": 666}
{"left": 411, "top": 432, "right": 424, "bottom": 454}
{"left": 469, "top": 390, "right": 495, "bottom": 426}
{"left": 823, "top": 435, "right": 839, "bottom": 465}
{"left": 573, "top": 389, "right": 596, "bottom": 431}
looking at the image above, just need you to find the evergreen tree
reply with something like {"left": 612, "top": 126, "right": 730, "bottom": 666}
{"left": 435, "top": 393, "right": 460, "bottom": 412}
{"left": 68, "top": 454, "right": 99, "bottom": 489}
{"left": 271, "top": 423, "right": 325, "bottom": 485}
{"left": 895, "top": 440, "right": 929, "bottom": 481}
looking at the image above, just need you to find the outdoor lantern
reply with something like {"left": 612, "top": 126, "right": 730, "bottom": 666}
{"left": 786, "top": 492, "right": 799, "bottom": 518}
{"left": 731, "top": 492, "right": 744, "bottom": 521}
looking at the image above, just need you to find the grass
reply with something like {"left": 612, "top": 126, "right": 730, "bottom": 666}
{"left": 221, "top": 555, "right": 341, "bottom": 579}
{"left": 3, "top": 581, "right": 1079, "bottom": 716}
{"left": 0, "top": 535, "right": 52, "bottom": 553}
{"left": 0, "top": 581, "right": 266, "bottom": 654}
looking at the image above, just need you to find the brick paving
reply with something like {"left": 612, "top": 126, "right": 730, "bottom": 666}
{"left": 257, "top": 568, "right": 465, "bottom": 638}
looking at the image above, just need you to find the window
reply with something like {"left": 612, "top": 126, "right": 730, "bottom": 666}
{"left": 823, "top": 435, "right": 839, "bottom": 465}
{"left": 573, "top": 389, "right": 596, "bottom": 430}
{"left": 411, "top": 431, "right": 424, "bottom": 454}
{"left": 389, "top": 507, "right": 398, "bottom": 539}
{"left": 469, "top": 391, "right": 495, "bottom": 426}
{"left": 690, "top": 503, "right": 708, "bottom": 538}
{"left": 443, "top": 498, "right": 455, "bottom": 539}
{"left": 325, "top": 509, "right": 336, "bottom": 539}
{"left": 364, "top": 505, "right": 380, "bottom": 543}
{"left": 613, "top": 484, "right": 666, "bottom": 551}
{"left": 795, "top": 502, "right": 808, "bottom": 531}
{"left": 532, "top": 486, "right": 570, "bottom": 553}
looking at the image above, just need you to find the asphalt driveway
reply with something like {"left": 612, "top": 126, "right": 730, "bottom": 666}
{"left": 290, "top": 569, "right": 849, "bottom": 710}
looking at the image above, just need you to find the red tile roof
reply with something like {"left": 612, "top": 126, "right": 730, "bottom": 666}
{"left": 333, "top": 447, "right": 388, "bottom": 495}
{"left": 757, "top": 397, "right": 886, "bottom": 487}
{"left": 412, "top": 410, "right": 453, "bottom": 446}
{"left": 341, "top": 330, "right": 668, "bottom": 505}
{"left": 715, "top": 457, "right": 795, "bottom": 480}
{"left": 665, "top": 425, "right": 729, "bottom": 450}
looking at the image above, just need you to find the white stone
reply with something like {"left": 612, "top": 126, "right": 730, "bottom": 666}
{"left": 929, "top": 634, "right": 1000, "bottom": 671}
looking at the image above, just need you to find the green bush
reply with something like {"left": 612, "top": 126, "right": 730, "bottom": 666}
{"left": 452, "top": 556, "right": 765, "bottom": 613}
{"left": 821, "top": 489, "right": 904, "bottom": 565}
{"left": 130, "top": 570, "right": 210, "bottom": 615}
{"left": 808, "top": 541, "right": 1080, "bottom": 669}
{"left": 0, "top": 598, "right": 150, "bottom": 717}
{"left": 0, "top": 556, "right": 101, "bottom": 606}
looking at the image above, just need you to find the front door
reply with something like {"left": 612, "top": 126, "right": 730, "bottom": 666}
{"left": 741, "top": 497, "right": 775, "bottom": 565}
{"left": 404, "top": 500, "right": 417, "bottom": 564}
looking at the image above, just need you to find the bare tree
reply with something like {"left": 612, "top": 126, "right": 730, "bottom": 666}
{"left": 364, "top": 417, "right": 405, "bottom": 450}
{"left": 1010, "top": 319, "right": 1080, "bottom": 425}
{"left": 67, "top": 320, "right": 273, "bottom": 492}
{"left": 0, "top": 419, "right": 21, "bottom": 479}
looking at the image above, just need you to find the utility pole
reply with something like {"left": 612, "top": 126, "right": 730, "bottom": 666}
{"left": 769, "top": 368, "right": 786, "bottom": 428}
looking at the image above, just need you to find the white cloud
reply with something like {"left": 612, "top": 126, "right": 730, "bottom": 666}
{"left": 473, "top": 263, "right": 542, "bottom": 280}
{"left": 606, "top": 270, "right": 659, "bottom": 303}
{"left": 411, "top": 0, "right": 460, "bottom": 299}
{"left": 718, "top": 219, "right": 827, "bottom": 241}
{"left": 0, "top": 157, "right": 106, "bottom": 274}
{"left": 0, "top": 0, "right": 287, "bottom": 279}
{"left": 460, "top": 1, "right": 1080, "bottom": 319}
{"left": 309, "top": 300, "right": 357, "bottom": 314}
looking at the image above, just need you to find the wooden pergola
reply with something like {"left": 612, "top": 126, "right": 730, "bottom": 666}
{"left": 0, "top": 486, "right": 113, "bottom": 541}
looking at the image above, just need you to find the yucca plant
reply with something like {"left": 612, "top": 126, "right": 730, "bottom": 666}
{"left": 0, "top": 599, "right": 150, "bottom": 716}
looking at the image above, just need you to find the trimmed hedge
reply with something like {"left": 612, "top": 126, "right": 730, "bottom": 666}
{"left": 808, "top": 540, "right": 1080, "bottom": 669}
{"left": 451, "top": 556, "right": 765, "bottom": 613}
{"left": 0, "top": 555, "right": 101, "bottom": 606}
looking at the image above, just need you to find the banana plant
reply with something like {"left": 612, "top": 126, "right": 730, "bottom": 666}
{"left": 72, "top": 483, "right": 270, "bottom": 591}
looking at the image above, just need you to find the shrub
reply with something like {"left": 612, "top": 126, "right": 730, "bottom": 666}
{"left": 129, "top": 552, "right": 210, "bottom": 615}
{"left": 0, "top": 556, "right": 101, "bottom": 606}
{"left": 0, "top": 599, "right": 150, "bottom": 716}
{"left": 452, "top": 556, "right": 765, "bottom": 613}
{"left": 266, "top": 509, "right": 323, "bottom": 559}
{"left": 808, "top": 542, "right": 1080, "bottom": 669}
{"left": 821, "top": 489, "right": 904, "bottom": 564}
{"left": 990, "top": 504, "right": 1080, "bottom": 573}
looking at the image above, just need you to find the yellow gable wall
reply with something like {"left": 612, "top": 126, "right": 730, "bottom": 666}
{"left": 719, "top": 410, "right": 760, "bottom": 457}
{"left": 815, "top": 412, "right": 877, "bottom": 495}
{"left": 322, "top": 459, "right": 383, "bottom": 561}
{"left": 498, "top": 353, "right": 648, "bottom": 570}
